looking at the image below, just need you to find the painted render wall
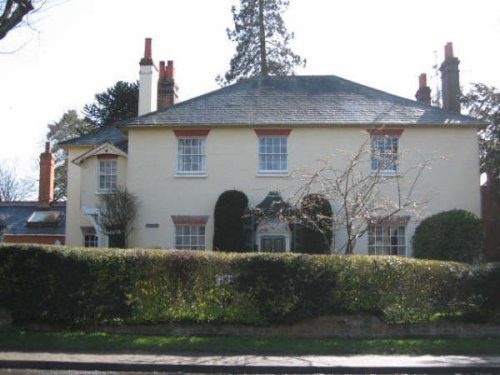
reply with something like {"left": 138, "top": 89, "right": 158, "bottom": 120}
{"left": 121, "top": 125, "right": 480, "bottom": 255}
{"left": 65, "top": 147, "right": 127, "bottom": 247}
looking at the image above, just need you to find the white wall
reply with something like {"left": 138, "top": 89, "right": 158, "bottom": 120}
{"left": 122, "top": 125, "right": 480, "bottom": 254}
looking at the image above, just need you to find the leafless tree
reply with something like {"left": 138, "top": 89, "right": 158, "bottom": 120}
{"left": 286, "top": 138, "right": 441, "bottom": 254}
{"left": 97, "top": 187, "right": 139, "bottom": 248}
{"left": 0, "top": 162, "right": 34, "bottom": 201}
{"left": 0, "top": 0, "right": 62, "bottom": 43}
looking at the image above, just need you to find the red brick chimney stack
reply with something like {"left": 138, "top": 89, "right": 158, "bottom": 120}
{"left": 157, "top": 59, "right": 178, "bottom": 110}
{"left": 440, "top": 42, "right": 461, "bottom": 113}
{"left": 38, "top": 141, "right": 54, "bottom": 206}
{"left": 415, "top": 73, "right": 431, "bottom": 105}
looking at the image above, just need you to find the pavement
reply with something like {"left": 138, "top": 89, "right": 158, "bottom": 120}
{"left": 1, "top": 352, "right": 500, "bottom": 374}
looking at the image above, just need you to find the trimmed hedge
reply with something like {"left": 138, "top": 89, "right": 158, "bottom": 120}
{"left": 413, "top": 209, "right": 484, "bottom": 264}
{"left": 0, "top": 244, "right": 496, "bottom": 326}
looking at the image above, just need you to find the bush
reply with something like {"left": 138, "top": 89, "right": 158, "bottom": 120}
{"left": 213, "top": 190, "right": 249, "bottom": 251}
{"left": 0, "top": 244, "right": 494, "bottom": 326}
{"left": 412, "top": 209, "right": 484, "bottom": 263}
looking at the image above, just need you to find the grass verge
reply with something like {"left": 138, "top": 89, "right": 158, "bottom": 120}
{"left": 1, "top": 326, "right": 500, "bottom": 355}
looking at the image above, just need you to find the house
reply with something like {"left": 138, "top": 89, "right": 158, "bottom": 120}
{"left": 0, "top": 143, "right": 65, "bottom": 245}
{"left": 60, "top": 39, "right": 484, "bottom": 255}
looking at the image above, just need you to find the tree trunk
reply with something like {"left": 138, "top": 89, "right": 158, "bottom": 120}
{"left": 258, "top": 0, "right": 268, "bottom": 76}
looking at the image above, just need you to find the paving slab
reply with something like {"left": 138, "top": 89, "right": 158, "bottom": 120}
{"left": 1, "top": 352, "right": 500, "bottom": 373}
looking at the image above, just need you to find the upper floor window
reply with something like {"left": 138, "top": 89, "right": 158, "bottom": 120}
{"left": 177, "top": 138, "right": 206, "bottom": 174}
{"left": 256, "top": 129, "right": 291, "bottom": 174}
{"left": 369, "top": 129, "right": 403, "bottom": 174}
{"left": 98, "top": 159, "right": 117, "bottom": 192}
{"left": 174, "top": 129, "right": 210, "bottom": 175}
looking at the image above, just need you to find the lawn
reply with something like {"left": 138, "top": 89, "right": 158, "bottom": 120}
{"left": 1, "top": 326, "right": 499, "bottom": 355}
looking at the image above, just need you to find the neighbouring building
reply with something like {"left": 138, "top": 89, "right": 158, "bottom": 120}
{"left": 60, "top": 39, "right": 484, "bottom": 255}
{"left": 0, "top": 143, "right": 65, "bottom": 245}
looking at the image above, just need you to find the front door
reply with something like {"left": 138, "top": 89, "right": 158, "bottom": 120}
{"left": 260, "top": 236, "right": 286, "bottom": 253}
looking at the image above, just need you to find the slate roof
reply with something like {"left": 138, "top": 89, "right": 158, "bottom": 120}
{"left": 0, "top": 202, "right": 66, "bottom": 236}
{"left": 121, "top": 75, "right": 484, "bottom": 127}
{"left": 59, "top": 125, "right": 127, "bottom": 150}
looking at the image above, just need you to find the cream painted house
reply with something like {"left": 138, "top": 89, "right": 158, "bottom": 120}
{"left": 60, "top": 40, "right": 484, "bottom": 255}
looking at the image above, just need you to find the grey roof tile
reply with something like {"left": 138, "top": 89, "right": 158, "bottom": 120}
{"left": 59, "top": 125, "right": 127, "bottom": 147}
{"left": 0, "top": 202, "right": 66, "bottom": 236}
{"left": 121, "top": 75, "right": 483, "bottom": 127}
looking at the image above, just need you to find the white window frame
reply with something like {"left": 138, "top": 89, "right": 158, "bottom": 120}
{"left": 174, "top": 224, "right": 206, "bottom": 250}
{"left": 84, "top": 233, "right": 99, "bottom": 248}
{"left": 368, "top": 222, "right": 407, "bottom": 256}
{"left": 97, "top": 159, "right": 117, "bottom": 193}
{"left": 176, "top": 137, "right": 206, "bottom": 175}
{"left": 370, "top": 135, "right": 399, "bottom": 174}
{"left": 258, "top": 135, "right": 288, "bottom": 174}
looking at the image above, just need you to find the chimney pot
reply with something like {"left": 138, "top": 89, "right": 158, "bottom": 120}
{"left": 166, "top": 60, "right": 174, "bottom": 79}
{"left": 144, "top": 38, "right": 152, "bottom": 58}
{"left": 44, "top": 141, "right": 50, "bottom": 153}
{"left": 418, "top": 73, "right": 427, "bottom": 89}
{"left": 159, "top": 61, "right": 166, "bottom": 78}
{"left": 140, "top": 38, "right": 154, "bottom": 66}
{"left": 444, "top": 42, "right": 454, "bottom": 59}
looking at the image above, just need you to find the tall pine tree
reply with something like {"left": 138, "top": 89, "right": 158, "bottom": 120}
{"left": 218, "top": 0, "right": 305, "bottom": 85}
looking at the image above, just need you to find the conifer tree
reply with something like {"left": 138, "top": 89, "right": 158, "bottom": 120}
{"left": 218, "top": 0, "right": 305, "bottom": 85}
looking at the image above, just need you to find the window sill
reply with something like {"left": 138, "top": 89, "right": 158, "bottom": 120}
{"left": 370, "top": 171, "right": 399, "bottom": 178}
{"left": 174, "top": 173, "right": 208, "bottom": 178}
{"left": 95, "top": 190, "right": 115, "bottom": 195}
{"left": 256, "top": 172, "right": 289, "bottom": 178}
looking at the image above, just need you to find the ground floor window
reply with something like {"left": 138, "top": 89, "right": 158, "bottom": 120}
{"left": 368, "top": 222, "right": 406, "bottom": 256}
{"left": 84, "top": 234, "right": 98, "bottom": 247}
{"left": 175, "top": 224, "right": 206, "bottom": 250}
{"left": 260, "top": 235, "right": 286, "bottom": 252}
{"left": 82, "top": 226, "right": 98, "bottom": 247}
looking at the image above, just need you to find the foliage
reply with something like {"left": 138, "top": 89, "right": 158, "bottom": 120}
{"left": 462, "top": 83, "right": 500, "bottom": 180}
{"left": 213, "top": 190, "right": 249, "bottom": 251}
{"left": 0, "top": 161, "right": 34, "bottom": 201}
{"left": 287, "top": 138, "right": 436, "bottom": 254}
{"left": 412, "top": 209, "right": 484, "bottom": 264}
{"left": 46, "top": 110, "right": 95, "bottom": 201}
{"left": 218, "top": 0, "right": 305, "bottom": 85}
{"left": 0, "top": 244, "right": 495, "bottom": 326}
{"left": 97, "top": 187, "right": 139, "bottom": 248}
{"left": 83, "top": 81, "right": 139, "bottom": 127}
{"left": 295, "top": 194, "right": 332, "bottom": 254}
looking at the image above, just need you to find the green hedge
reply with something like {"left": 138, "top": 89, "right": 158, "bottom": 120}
{"left": 0, "top": 244, "right": 496, "bottom": 326}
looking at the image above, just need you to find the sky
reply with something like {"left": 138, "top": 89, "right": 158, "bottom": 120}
{"left": 1, "top": 0, "right": 499, "bottom": 184}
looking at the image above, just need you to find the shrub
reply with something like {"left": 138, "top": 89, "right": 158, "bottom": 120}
{"left": 412, "top": 209, "right": 484, "bottom": 263}
{"left": 295, "top": 194, "right": 333, "bottom": 254}
{"left": 0, "top": 244, "right": 492, "bottom": 326}
{"left": 213, "top": 190, "right": 249, "bottom": 251}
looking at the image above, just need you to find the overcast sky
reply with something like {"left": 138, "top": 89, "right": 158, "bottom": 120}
{"left": 1, "top": 0, "right": 499, "bottom": 183}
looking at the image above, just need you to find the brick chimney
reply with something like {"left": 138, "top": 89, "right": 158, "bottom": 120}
{"left": 415, "top": 73, "right": 431, "bottom": 105}
{"left": 439, "top": 42, "right": 461, "bottom": 113}
{"left": 38, "top": 142, "right": 54, "bottom": 206}
{"left": 157, "top": 60, "right": 178, "bottom": 110}
{"left": 138, "top": 38, "right": 158, "bottom": 116}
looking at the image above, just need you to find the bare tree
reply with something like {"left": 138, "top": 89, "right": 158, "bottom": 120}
{"left": 286, "top": 138, "right": 440, "bottom": 254}
{"left": 97, "top": 187, "right": 139, "bottom": 248}
{"left": 0, "top": 162, "right": 34, "bottom": 201}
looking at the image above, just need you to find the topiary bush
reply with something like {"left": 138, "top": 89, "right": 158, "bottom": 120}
{"left": 0, "top": 244, "right": 494, "bottom": 326}
{"left": 295, "top": 194, "right": 333, "bottom": 254}
{"left": 412, "top": 209, "right": 484, "bottom": 263}
{"left": 213, "top": 190, "right": 249, "bottom": 252}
